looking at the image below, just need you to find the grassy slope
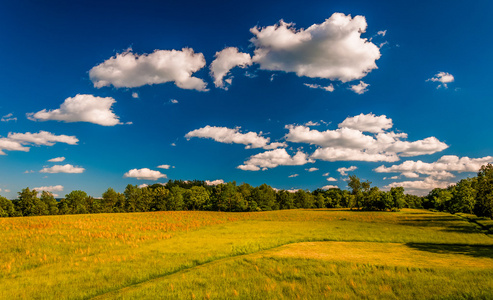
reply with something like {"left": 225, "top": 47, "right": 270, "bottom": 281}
{"left": 0, "top": 209, "right": 492, "bottom": 299}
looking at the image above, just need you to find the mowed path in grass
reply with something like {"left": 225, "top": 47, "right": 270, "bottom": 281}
{"left": 1, "top": 209, "right": 492, "bottom": 299}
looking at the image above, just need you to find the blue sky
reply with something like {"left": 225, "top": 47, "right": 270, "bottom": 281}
{"left": 1, "top": 0, "right": 492, "bottom": 197}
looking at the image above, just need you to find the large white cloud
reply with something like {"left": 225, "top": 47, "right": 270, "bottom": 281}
{"left": 384, "top": 177, "right": 453, "bottom": 196}
{"left": 210, "top": 47, "right": 252, "bottom": 89}
{"left": 376, "top": 155, "right": 491, "bottom": 195}
{"left": 285, "top": 125, "right": 375, "bottom": 149}
{"left": 237, "top": 148, "right": 314, "bottom": 171}
{"left": 40, "top": 164, "right": 85, "bottom": 174}
{"left": 123, "top": 168, "right": 167, "bottom": 180}
{"left": 8, "top": 131, "right": 79, "bottom": 146}
{"left": 250, "top": 13, "right": 381, "bottom": 82}
{"left": 312, "top": 147, "right": 399, "bottom": 162}
{"left": 186, "top": 125, "right": 286, "bottom": 149}
{"left": 339, "top": 113, "right": 392, "bottom": 133}
{"left": 285, "top": 113, "right": 448, "bottom": 162}
{"left": 28, "top": 94, "right": 121, "bottom": 126}
{"left": 385, "top": 137, "right": 449, "bottom": 157}
{"left": 89, "top": 48, "right": 207, "bottom": 91}
{"left": 375, "top": 155, "right": 493, "bottom": 176}
{"left": 0, "top": 139, "right": 29, "bottom": 155}
{"left": 0, "top": 131, "right": 78, "bottom": 155}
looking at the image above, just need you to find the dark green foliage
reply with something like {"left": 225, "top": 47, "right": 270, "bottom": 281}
{"left": 63, "top": 190, "right": 90, "bottom": 214}
{"left": 276, "top": 190, "right": 295, "bottom": 209}
{"left": 0, "top": 196, "right": 16, "bottom": 217}
{"left": 40, "top": 191, "right": 59, "bottom": 215}
{"left": 474, "top": 164, "right": 493, "bottom": 218}
{"left": 293, "top": 190, "right": 314, "bottom": 209}
{"left": 18, "top": 188, "right": 47, "bottom": 216}
{"left": 4, "top": 163, "right": 493, "bottom": 219}
{"left": 390, "top": 187, "right": 405, "bottom": 210}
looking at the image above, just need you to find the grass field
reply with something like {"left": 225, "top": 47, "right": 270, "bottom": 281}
{"left": 1, "top": 209, "right": 492, "bottom": 299}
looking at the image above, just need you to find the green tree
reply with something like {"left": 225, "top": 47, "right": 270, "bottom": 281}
{"left": 0, "top": 196, "right": 17, "bottom": 217}
{"left": 380, "top": 191, "right": 394, "bottom": 211}
{"left": 40, "top": 191, "right": 59, "bottom": 215}
{"left": 364, "top": 186, "right": 381, "bottom": 211}
{"left": 102, "top": 188, "right": 121, "bottom": 213}
{"left": 18, "top": 188, "right": 47, "bottom": 216}
{"left": 293, "top": 190, "right": 314, "bottom": 209}
{"left": 252, "top": 184, "right": 277, "bottom": 211}
{"left": 168, "top": 186, "right": 185, "bottom": 211}
{"left": 451, "top": 178, "right": 476, "bottom": 214}
{"left": 474, "top": 164, "right": 493, "bottom": 218}
{"left": 184, "top": 186, "right": 210, "bottom": 210}
{"left": 64, "top": 190, "right": 89, "bottom": 214}
{"left": 152, "top": 186, "right": 170, "bottom": 211}
{"left": 277, "top": 190, "right": 294, "bottom": 209}
{"left": 124, "top": 184, "right": 143, "bottom": 212}
{"left": 390, "top": 187, "right": 405, "bottom": 210}
{"left": 348, "top": 175, "right": 363, "bottom": 210}
{"left": 314, "top": 193, "right": 325, "bottom": 208}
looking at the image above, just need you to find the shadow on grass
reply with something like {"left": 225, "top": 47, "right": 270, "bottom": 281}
{"left": 397, "top": 215, "right": 487, "bottom": 234}
{"left": 406, "top": 243, "right": 493, "bottom": 259}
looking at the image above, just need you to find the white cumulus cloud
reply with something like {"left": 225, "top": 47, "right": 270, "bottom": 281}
{"left": 186, "top": 125, "right": 286, "bottom": 150}
{"left": 326, "top": 177, "right": 337, "bottom": 182}
{"left": 8, "top": 131, "right": 78, "bottom": 146}
{"left": 303, "top": 83, "right": 334, "bottom": 92}
{"left": 89, "top": 48, "right": 207, "bottom": 91}
{"left": 384, "top": 177, "right": 453, "bottom": 196}
{"left": 33, "top": 185, "right": 64, "bottom": 192}
{"left": 250, "top": 13, "right": 381, "bottom": 82}
{"left": 40, "top": 164, "right": 85, "bottom": 174}
{"left": 1, "top": 113, "right": 17, "bottom": 122}
{"left": 210, "top": 47, "right": 252, "bottom": 89}
{"left": 205, "top": 179, "right": 224, "bottom": 186}
{"left": 288, "top": 174, "right": 299, "bottom": 178}
{"left": 306, "top": 167, "right": 319, "bottom": 172}
{"left": 374, "top": 155, "right": 493, "bottom": 178}
{"left": 48, "top": 157, "right": 65, "bottom": 162}
{"left": 312, "top": 147, "right": 399, "bottom": 162}
{"left": 339, "top": 113, "right": 392, "bottom": 133}
{"left": 27, "top": 94, "right": 121, "bottom": 126}
{"left": 321, "top": 185, "right": 339, "bottom": 190}
{"left": 427, "top": 72, "right": 454, "bottom": 88}
{"left": 238, "top": 148, "right": 314, "bottom": 171}
{"left": 338, "top": 166, "right": 357, "bottom": 176}
{"left": 0, "top": 131, "right": 78, "bottom": 155}
{"left": 349, "top": 81, "right": 369, "bottom": 94}
{"left": 157, "top": 164, "right": 171, "bottom": 169}
{"left": 123, "top": 168, "right": 167, "bottom": 180}
{"left": 284, "top": 114, "right": 448, "bottom": 163}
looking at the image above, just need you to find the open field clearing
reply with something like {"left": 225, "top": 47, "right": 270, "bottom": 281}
{"left": 1, "top": 209, "right": 492, "bottom": 299}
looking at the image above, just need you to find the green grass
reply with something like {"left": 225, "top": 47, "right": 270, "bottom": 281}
{"left": 0, "top": 209, "right": 492, "bottom": 299}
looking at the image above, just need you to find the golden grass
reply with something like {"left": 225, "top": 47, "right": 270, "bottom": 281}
{"left": 1, "top": 208, "right": 492, "bottom": 299}
{"left": 265, "top": 241, "right": 493, "bottom": 269}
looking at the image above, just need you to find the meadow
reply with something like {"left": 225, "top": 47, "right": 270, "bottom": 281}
{"left": 0, "top": 209, "right": 492, "bottom": 299}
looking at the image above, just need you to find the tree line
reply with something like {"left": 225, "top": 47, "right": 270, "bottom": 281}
{"left": 0, "top": 180, "right": 412, "bottom": 218}
{"left": 421, "top": 164, "right": 493, "bottom": 218}
{"left": 1, "top": 164, "right": 492, "bottom": 219}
